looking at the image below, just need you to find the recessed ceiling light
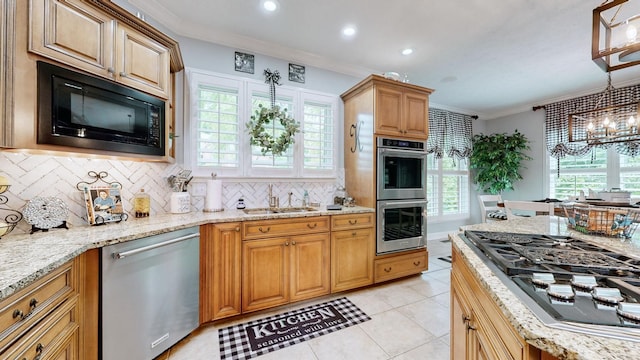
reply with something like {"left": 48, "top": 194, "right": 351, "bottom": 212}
{"left": 262, "top": 0, "right": 278, "bottom": 12}
{"left": 342, "top": 26, "right": 357, "bottom": 37}
{"left": 401, "top": 48, "right": 413, "bottom": 55}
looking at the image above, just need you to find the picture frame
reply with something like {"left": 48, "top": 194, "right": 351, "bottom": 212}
{"left": 288, "top": 63, "right": 305, "bottom": 83}
{"left": 82, "top": 186, "right": 126, "bottom": 225}
{"left": 234, "top": 51, "right": 255, "bottom": 74}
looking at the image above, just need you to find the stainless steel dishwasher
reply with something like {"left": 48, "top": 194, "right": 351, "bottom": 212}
{"left": 101, "top": 226, "right": 200, "bottom": 360}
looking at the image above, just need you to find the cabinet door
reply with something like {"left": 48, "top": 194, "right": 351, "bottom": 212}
{"left": 451, "top": 274, "right": 471, "bottom": 360}
{"left": 115, "top": 23, "right": 169, "bottom": 98}
{"left": 200, "top": 223, "right": 242, "bottom": 322}
{"left": 29, "top": 0, "right": 115, "bottom": 78}
{"left": 290, "top": 233, "right": 330, "bottom": 302}
{"left": 331, "top": 228, "right": 373, "bottom": 292}
{"left": 374, "top": 85, "right": 403, "bottom": 136}
{"left": 403, "top": 91, "right": 429, "bottom": 139}
{"left": 242, "top": 238, "right": 289, "bottom": 313}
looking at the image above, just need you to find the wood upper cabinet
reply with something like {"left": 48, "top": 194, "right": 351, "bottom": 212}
{"left": 200, "top": 223, "right": 242, "bottom": 323}
{"left": 242, "top": 217, "right": 330, "bottom": 313}
{"left": 29, "top": 0, "right": 170, "bottom": 99}
{"left": 341, "top": 74, "right": 433, "bottom": 142}
{"left": 374, "top": 84, "right": 429, "bottom": 139}
{"left": 330, "top": 213, "right": 374, "bottom": 292}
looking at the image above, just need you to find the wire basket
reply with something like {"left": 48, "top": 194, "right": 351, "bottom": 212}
{"left": 562, "top": 204, "right": 640, "bottom": 238}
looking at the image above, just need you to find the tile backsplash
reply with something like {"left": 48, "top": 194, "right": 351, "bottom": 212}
{"left": 0, "top": 152, "right": 344, "bottom": 235}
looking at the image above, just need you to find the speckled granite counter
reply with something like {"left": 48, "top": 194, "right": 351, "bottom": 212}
{"left": 0, "top": 206, "right": 373, "bottom": 302}
{"left": 453, "top": 216, "right": 640, "bottom": 360}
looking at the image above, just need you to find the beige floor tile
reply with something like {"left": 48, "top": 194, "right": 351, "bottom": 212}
{"left": 391, "top": 338, "right": 450, "bottom": 360}
{"left": 367, "top": 282, "right": 426, "bottom": 308}
{"left": 256, "top": 342, "right": 319, "bottom": 360}
{"left": 396, "top": 298, "right": 450, "bottom": 338}
{"left": 165, "top": 325, "right": 220, "bottom": 360}
{"left": 409, "top": 275, "right": 450, "bottom": 298}
{"left": 359, "top": 309, "right": 435, "bottom": 357}
{"left": 307, "top": 325, "right": 389, "bottom": 360}
{"left": 347, "top": 289, "right": 395, "bottom": 316}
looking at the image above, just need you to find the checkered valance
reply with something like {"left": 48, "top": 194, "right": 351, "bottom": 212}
{"left": 427, "top": 108, "right": 473, "bottom": 159}
{"left": 544, "top": 83, "right": 640, "bottom": 158}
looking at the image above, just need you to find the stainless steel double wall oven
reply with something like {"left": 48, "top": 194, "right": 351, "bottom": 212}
{"left": 376, "top": 137, "right": 428, "bottom": 254}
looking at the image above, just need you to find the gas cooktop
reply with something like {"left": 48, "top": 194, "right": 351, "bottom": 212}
{"left": 462, "top": 230, "right": 640, "bottom": 339}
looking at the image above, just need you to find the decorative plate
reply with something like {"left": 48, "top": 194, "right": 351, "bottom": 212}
{"left": 23, "top": 197, "right": 69, "bottom": 229}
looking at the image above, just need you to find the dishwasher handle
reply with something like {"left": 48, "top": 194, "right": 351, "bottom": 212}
{"left": 113, "top": 233, "right": 199, "bottom": 259}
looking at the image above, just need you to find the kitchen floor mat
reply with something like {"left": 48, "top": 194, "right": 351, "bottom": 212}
{"left": 218, "top": 297, "right": 370, "bottom": 359}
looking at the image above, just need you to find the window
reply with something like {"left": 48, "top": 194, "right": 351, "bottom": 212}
{"left": 427, "top": 154, "right": 470, "bottom": 220}
{"left": 187, "top": 69, "right": 338, "bottom": 178}
{"left": 549, "top": 147, "right": 640, "bottom": 199}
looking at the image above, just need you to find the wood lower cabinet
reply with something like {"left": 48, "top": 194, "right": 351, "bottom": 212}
{"left": 374, "top": 249, "right": 428, "bottom": 283}
{"left": 200, "top": 222, "right": 242, "bottom": 322}
{"left": 242, "top": 217, "right": 330, "bottom": 313}
{"left": 451, "top": 246, "right": 558, "bottom": 360}
{"left": 0, "top": 257, "right": 83, "bottom": 359}
{"left": 331, "top": 213, "right": 374, "bottom": 292}
{"left": 29, "top": 0, "right": 170, "bottom": 99}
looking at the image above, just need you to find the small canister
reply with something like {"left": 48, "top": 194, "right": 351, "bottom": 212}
{"left": 170, "top": 192, "right": 191, "bottom": 213}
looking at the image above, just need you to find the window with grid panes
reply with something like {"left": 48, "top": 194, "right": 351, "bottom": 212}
{"left": 620, "top": 154, "right": 640, "bottom": 196}
{"left": 549, "top": 148, "right": 608, "bottom": 200}
{"left": 187, "top": 69, "right": 338, "bottom": 178}
{"left": 427, "top": 154, "right": 470, "bottom": 219}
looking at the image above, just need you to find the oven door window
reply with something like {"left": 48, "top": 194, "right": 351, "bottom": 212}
{"left": 382, "top": 206, "right": 423, "bottom": 241}
{"left": 382, "top": 156, "right": 423, "bottom": 190}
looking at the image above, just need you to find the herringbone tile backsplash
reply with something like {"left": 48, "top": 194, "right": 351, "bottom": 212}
{"left": 0, "top": 152, "right": 344, "bottom": 235}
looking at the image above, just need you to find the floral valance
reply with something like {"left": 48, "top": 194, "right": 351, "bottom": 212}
{"left": 427, "top": 108, "right": 474, "bottom": 160}
{"left": 544, "top": 83, "right": 640, "bottom": 159}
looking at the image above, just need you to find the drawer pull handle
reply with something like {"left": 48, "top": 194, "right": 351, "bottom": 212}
{"left": 307, "top": 223, "right": 317, "bottom": 229}
{"left": 348, "top": 219, "right": 358, "bottom": 225}
{"left": 384, "top": 267, "right": 392, "bottom": 273}
{"left": 33, "top": 343, "right": 44, "bottom": 360}
{"left": 12, "top": 309, "right": 24, "bottom": 320}
{"left": 258, "top": 227, "right": 270, "bottom": 233}
{"left": 30, "top": 298, "right": 38, "bottom": 309}
{"left": 413, "top": 261, "right": 421, "bottom": 266}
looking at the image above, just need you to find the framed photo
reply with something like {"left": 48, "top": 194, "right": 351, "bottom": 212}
{"left": 234, "top": 51, "right": 255, "bottom": 74}
{"left": 82, "top": 187, "right": 125, "bottom": 225}
{"left": 288, "top": 63, "right": 305, "bottom": 83}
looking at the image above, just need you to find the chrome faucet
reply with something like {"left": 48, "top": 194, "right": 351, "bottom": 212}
{"left": 268, "top": 184, "right": 279, "bottom": 208}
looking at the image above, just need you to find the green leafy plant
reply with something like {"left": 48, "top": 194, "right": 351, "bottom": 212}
{"left": 469, "top": 130, "right": 532, "bottom": 194}
{"left": 247, "top": 104, "right": 300, "bottom": 156}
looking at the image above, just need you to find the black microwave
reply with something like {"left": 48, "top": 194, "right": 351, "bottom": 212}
{"left": 37, "top": 61, "right": 165, "bottom": 156}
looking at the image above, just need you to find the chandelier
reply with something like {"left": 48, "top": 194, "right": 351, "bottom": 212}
{"left": 592, "top": 0, "right": 640, "bottom": 72}
{"left": 568, "top": 73, "right": 639, "bottom": 144}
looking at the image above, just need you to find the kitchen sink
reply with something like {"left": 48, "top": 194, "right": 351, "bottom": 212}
{"left": 242, "top": 207, "right": 317, "bottom": 215}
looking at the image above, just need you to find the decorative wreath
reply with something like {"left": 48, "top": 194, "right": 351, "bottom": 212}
{"left": 247, "top": 104, "right": 300, "bottom": 156}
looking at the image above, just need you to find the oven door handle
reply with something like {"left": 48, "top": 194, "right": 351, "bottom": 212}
{"left": 380, "top": 200, "right": 428, "bottom": 208}
{"left": 378, "top": 148, "right": 427, "bottom": 158}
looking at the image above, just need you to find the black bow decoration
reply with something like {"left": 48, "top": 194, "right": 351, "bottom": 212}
{"left": 264, "top": 68, "right": 281, "bottom": 109}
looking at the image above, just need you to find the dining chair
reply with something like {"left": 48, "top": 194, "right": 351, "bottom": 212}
{"left": 503, "top": 200, "right": 555, "bottom": 220}
{"left": 478, "top": 194, "right": 507, "bottom": 223}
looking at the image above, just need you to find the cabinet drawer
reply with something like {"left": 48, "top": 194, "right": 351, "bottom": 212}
{"left": 374, "top": 250, "right": 427, "bottom": 283}
{"left": 243, "top": 216, "right": 329, "bottom": 240}
{"left": 0, "top": 260, "right": 76, "bottom": 352}
{"left": 1, "top": 296, "right": 79, "bottom": 360}
{"left": 331, "top": 213, "right": 374, "bottom": 231}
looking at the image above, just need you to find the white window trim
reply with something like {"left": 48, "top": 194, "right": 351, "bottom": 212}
{"left": 427, "top": 156, "right": 470, "bottom": 222}
{"left": 185, "top": 68, "right": 339, "bottom": 180}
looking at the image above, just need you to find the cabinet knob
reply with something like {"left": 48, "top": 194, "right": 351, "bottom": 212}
{"left": 107, "top": 67, "right": 115, "bottom": 74}
{"left": 285, "top": 241, "right": 289, "bottom": 246}
{"left": 307, "top": 223, "right": 317, "bottom": 229}
{"left": 235, "top": 227, "right": 240, "bottom": 232}
{"left": 12, "top": 309, "right": 24, "bottom": 320}
{"left": 348, "top": 219, "right": 358, "bottom": 225}
{"left": 119, "top": 72, "right": 127, "bottom": 77}
{"left": 30, "top": 298, "right": 38, "bottom": 309}
{"left": 258, "top": 226, "right": 270, "bottom": 233}
{"left": 33, "top": 343, "right": 44, "bottom": 360}
{"left": 292, "top": 241, "right": 296, "bottom": 245}
{"left": 352, "top": 232, "right": 357, "bottom": 236}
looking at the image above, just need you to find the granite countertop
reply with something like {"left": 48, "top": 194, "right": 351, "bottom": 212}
{"left": 0, "top": 206, "right": 373, "bottom": 302}
{"left": 452, "top": 216, "right": 640, "bottom": 360}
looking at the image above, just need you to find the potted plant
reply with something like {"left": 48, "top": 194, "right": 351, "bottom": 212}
{"left": 469, "top": 130, "right": 531, "bottom": 194}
